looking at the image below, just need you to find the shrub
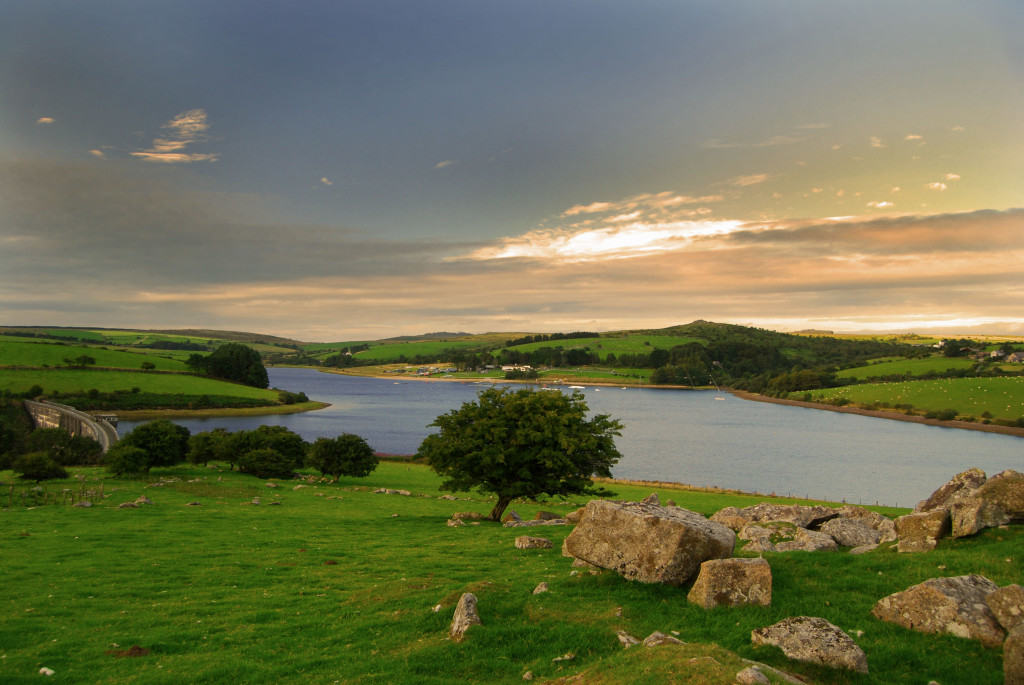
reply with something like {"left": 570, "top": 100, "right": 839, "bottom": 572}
{"left": 105, "top": 444, "right": 151, "bottom": 476}
{"left": 238, "top": 447, "right": 297, "bottom": 479}
{"left": 307, "top": 434, "right": 378, "bottom": 478}
{"left": 13, "top": 451, "right": 68, "bottom": 482}
{"left": 119, "top": 420, "right": 190, "bottom": 468}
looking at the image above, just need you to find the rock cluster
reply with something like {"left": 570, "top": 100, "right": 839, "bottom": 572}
{"left": 751, "top": 616, "right": 868, "bottom": 673}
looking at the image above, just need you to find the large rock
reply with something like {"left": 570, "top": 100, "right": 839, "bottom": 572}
{"left": 1006, "top": 624, "right": 1024, "bottom": 685}
{"left": 820, "top": 517, "right": 881, "bottom": 547}
{"left": 751, "top": 616, "right": 868, "bottom": 673}
{"left": 733, "top": 502, "right": 837, "bottom": 529}
{"left": 950, "top": 496, "right": 1011, "bottom": 538}
{"left": 738, "top": 522, "right": 798, "bottom": 553}
{"left": 986, "top": 584, "right": 1024, "bottom": 633}
{"left": 688, "top": 558, "right": 772, "bottom": 608}
{"left": 871, "top": 575, "right": 1005, "bottom": 648}
{"left": 836, "top": 505, "right": 897, "bottom": 542}
{"left": 915, "top": 467, "right": 987, "bottom": 513}
{"left": 709, "top": 507, "right": 751, "bottom": 532}
{"left": 514, "top": 535, "right": 552, "bottom": 550}
{"left": 450, "top": 593, "right": 482, "bottom": 642}
{"left": 974, "top": 470, "right": 1024, "bottom": 520}
{"left": 895, "top": 509, "right": 950, "bottom": 552}
{"left": 562, "top": 500, "right": 735, "bottom": 585}
{"left": 774, "top": 528, "right": 839, "bottom": 552}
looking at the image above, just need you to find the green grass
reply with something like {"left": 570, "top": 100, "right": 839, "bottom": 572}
{"left": 0, "top": 340, "right": 188, "bottom": 372}
{"left": 0, "top": 369, "right": 279, "bottom": 401}
{"left": 506, "top": 334, "right": 704, "bottom": 361}
{"left": 0, "top": 462, "right": 1016, "bottom": 684}
{"left": 808, "top": 377, "right": 1024, "bottom": 421}
{"left": 353, "top": 340, "right": 493, "bottom": 362}
{"left": 837, "top": 356, "right": 977, "bottom": 380}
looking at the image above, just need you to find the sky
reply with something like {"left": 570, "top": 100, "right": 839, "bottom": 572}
{"left": 2, "top": 1, "right": 1022, "bottom": 342}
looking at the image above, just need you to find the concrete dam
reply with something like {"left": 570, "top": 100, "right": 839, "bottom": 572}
{"left": 24, "top": 399, "right": 119, "bottom": 452}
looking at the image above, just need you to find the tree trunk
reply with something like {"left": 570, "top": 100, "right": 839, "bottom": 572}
{"left": 488, "top": 495, "right": 514, "bottom": 522}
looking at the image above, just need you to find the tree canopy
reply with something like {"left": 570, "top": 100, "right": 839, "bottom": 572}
{"left": 416, "top": 387, "right": 622, "bottom": 521}
{"left": 307, "top": 434, "right": 378, "bottom": 479}
{"left": 189, "top": 343, "right": 269, "bottom": 388}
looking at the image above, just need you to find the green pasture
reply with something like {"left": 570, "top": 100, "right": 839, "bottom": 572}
{"left": 1, "top": 461, "right": 1017, "bottom": 684}
{"left": 353, "top": 340, "right": 493, "bottom": 362}
{"left": 807, "top": 377, "right": 1024, "bottom": 421}
{"left": 837, "top": 356, "right": 976, "bottom": 380}
{"left": 0, "top": 369, "right": 278, "bottom": 401}
{"left": 506, "top": 334, "right": 704, "bottom": 360}
{"left": 0, "top": 341, "right": 188, "bottom": 372}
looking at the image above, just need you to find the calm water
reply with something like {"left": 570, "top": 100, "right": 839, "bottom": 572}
{"left": 119, "top": 368, "right": 1022, "bottom": 507}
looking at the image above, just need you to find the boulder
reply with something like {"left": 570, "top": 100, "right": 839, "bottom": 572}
{"left": 836, "top": 505, "right": 897, "bottom": 542}
{"left": 738, "top": 521, "right": 799, "bottom": 552}
{"left": 895, "top": 509, "right": 950, "bottom": 552}
{"left": 1006, "top": 624, "right": 1024, "bottom": 685}
{"left": 502, "top": 510, "right": 522, "bottom": 523}
{"left": 451, "top": 511, "right": 484, "bottom": 521}
{"left": 514, "top": 535, "right": 552, "bottom": 550}
{"left": 986, "top": 584, "right": 1024, "bottom": 633}
{"left": 534, "top": 510, "right": 561, "bottom": 521}
{"left": 709, "top": 506, "right": 750, "bottom": 532}
{"left": 915, "top": 467, "right": 987, "bottom": 513}
{"left": 616, "top": 630, "right": 640, "bottom": 648}
{"left": 118, "top": 502, "right": 139, "bottom": 509}
{"left": 563, "top": 500, "right": 735, "bottom": 585}
{"left": 871, "top": 575, "right": 1005, "bottom": 647}
{"left": 446, "top": 518, "right": 465, "bottom": 527}
{"left": 735, "top": 666, "right": 771, "bottom": 685}
{"left": 565, "top": 506, "right": 587, "bottom": 524}
{"left": 774, "top": 528, "right": 839, "bottom": 552}
{"left": 974, "top": 470, "right": 1024, "bottom": 520}
{"left": 735, "top": 502, "right": 837, "bottom": 529}
{"left": 687, "top": 558, "right": 772, "bottom": 608}
{"left": 820, "top": 518, "right": 881, "bottom": 547}
{"left": 641, "top": 492, "right": 660, "bottom": 505}
{"left": 950, "top": 496, "right": 1011, "bottom": 538}
{"left": 532, "top": 582, "right": 549, "bottom": 595}
{"left": 849, "top": 544, "right": 879, "bottom": 555}
{"left": 450, "top": 593, "right": 481, "bottom": 642}
{"left": 751, "top": 616, "right": 867, "bottom": 673}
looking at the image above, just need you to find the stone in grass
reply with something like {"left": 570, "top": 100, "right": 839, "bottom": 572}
{"left": 751, "top": 616, "right": 868, "bottom": 674}
{"left": 985, "top": 583, "right": 1024, "bottom": 633}
{"left": 514, "top": 535, "right": 552, "bottom": 550}
{"left": 820, "top": 517, "right": 881, "bottom": 547}
{"left": 735, "top": 666, "right": 770, "bottom": 685}
{"left": 118, "top": 502, "right": 139, "bottom": 509}
{"left": 532, "top": 582, "right": 549, "bottom": 595}
{"left": 642, "top": 631, "right": 684, "bottom": 646}
{"left": 895, "top": 509, "right": 950, "bottom": 553}
{"left": 950, "top": 496, "right": 1011, "bottom": 538}
{"left": 773, "top": 528, "right": 838, "bottom": 552}
{"left": 616, "top": 630, "right": 640, "bottom": 648}
{"left": 450, "top": 593, "right": 481, "bottom": 642}
{"left": 1005, "top": 624, "right": 1024, "bottom": 685}
{"left": 687, "top": 557, "right": 772, "bottom": 608}
{"left": 871, "top": 574, "right": 1005, "bottom": 648}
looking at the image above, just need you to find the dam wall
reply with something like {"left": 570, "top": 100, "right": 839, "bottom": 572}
{"left": 24, "top": 400, "right": 119, "bottom": 452}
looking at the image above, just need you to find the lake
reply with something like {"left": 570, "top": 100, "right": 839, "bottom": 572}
{"left": 118, "top": 368, "right": 1022, "bottom": 507}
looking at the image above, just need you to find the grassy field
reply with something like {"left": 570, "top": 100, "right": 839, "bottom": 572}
{"left": 506, "top": 334, "right": 703, "bottom": 360}
{"left": 0, "top": 340, "right": 189, "bottom": 372}
{"left": 0, "top": 369, "right": 280, "bottom": 401}
{"left": 0, "top": 462, "right": 1017, "bottom": 684}
{"left": 836, "top": 356, "right": 977, "bottom": 380}
{"left": 807, "top": 377, "right": 1024, "bottom": 421}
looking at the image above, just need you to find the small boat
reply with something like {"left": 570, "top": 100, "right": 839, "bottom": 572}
{"left": 568, "top": 385, "right": 586, "bottom": 389}
{"left": 714, "top": 396, "right": 726, "bottom": 401}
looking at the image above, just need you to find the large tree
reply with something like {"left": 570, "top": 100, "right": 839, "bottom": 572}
{"left": 416, "top": 387, "right": 622, "bottom": 521}
{"left": 307, "top": 434, "right": 378, "bottom": 478}
{"left": 197, "top": 343, "right": 269, "bottom": 388}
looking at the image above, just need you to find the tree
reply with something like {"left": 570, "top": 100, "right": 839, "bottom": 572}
{"left": 119, "top": 420, "right": 190, "bottom": 468}
{"left": 307, "top": 434, "right": 378, "bottom": 478}
{"left": 187, "top": 428, "right": 230, "bottom": 466}
{"left": 12, "top": 451, "right": 68, "bottom": 482}
{"left": 105, "top": 444, "right": 151, "bottom": 476}
{"left": 203, "top": 343, "right": 269, "bottom": 388}
{"left": 416, "top": 387, "right": 623, "bottom": 521}
{"left": 238, "top": 447, "right": 296, "bottom": 479}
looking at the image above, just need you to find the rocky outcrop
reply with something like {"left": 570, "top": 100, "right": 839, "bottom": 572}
{"left": 641, "top": 631, "right": 684, "bottom": 646}
{"left": 450, "top": 593, "right": 481, "bottom": 642}
{"left": 895, "top": 509, "right": 950, "bottom": 552}
{"left": 774, "top": 528, "right": 838, "bottom": 552}
{"left": 974, "top": 470, "right": 1024, "bottom": 520}
{"left": 687, "top": 558, "right": 772, "bottom": 608}
{"left": 915, "top": 467, "right": 987, "bottom": 513}
{"left": 562, "top": 499, "right": 735, "bottom": 585}
{"left": 751, "top": 616, "right": 868, "bottom": 673}
{"left": 728, "top": 502, "right": 837, "bottom": 529}
{"left": 986, "top": 584, "right": 1024, "bottom": 633}
{"left": 951, "top": 496, "right": 1011, "bottom": 538}
{"left": 835, "top": 505, "right": 897, "bottom": 542}
{"left": 871, "top": 575, "right": 1005, "bottom": 648}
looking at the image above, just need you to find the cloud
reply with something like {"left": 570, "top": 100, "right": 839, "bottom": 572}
{"left": 944, "top": 173, "right": 960, "bottom": 181}
{"left": 926, "top": 182, "right": 947, "bottom": 191}
{"left": 891, "top": 186, "right": 901, "bottom": 193}
{"left": 563, "top": 201, "right": 614, "bottom": 216}
{"left": 36, "top": 117, "right": 55, "bottom": 125}
{"left": 434, "top": 160, "right": 456, "bottom": 169}
{"left": 904, "top": 134, "right": 923, "bottom": 141}
{"left": 89, "top": 149, "right": 105, "bottom": 159}
{"left": 731, "top": 174, "right": 768, "bottom": 187}
{"left": 867, "top": 201, "right": 893, "bottom": 209}
{"left": 951, "top": 125, "right": 965, "bottom": 132}
{"left": 130, "top": 109, "right": 218, "bottom": 164}
{"left": 869, "top": 136, "right": 885, "bottom": 148}
{"left": 320, "top": 177, "right": 333, "bottom": 186}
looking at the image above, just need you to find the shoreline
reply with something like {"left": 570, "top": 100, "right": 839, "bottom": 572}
{"left": 730, "top": 390, "right": 1024, "bottom": 439}
{"left": 318, "top": 366, "right": 1024, "bottom": 438}
{"left": 108, "top": 400, "right": 331, "bottom": 421}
